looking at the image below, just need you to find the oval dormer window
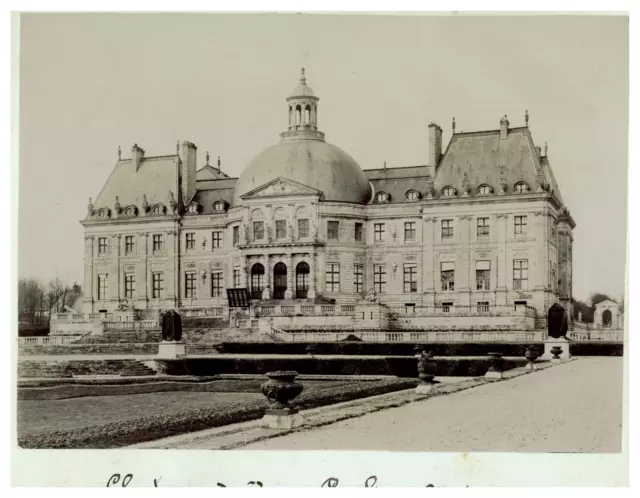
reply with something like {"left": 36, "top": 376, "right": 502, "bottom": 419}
{"left": 406, "top": 190, "right": 420, "bottom": 201}
{"left": 515, "top": 182, "right": 528, "bottom": 193}
{"left": 97, "top": 208, "right": 110, "bottom": 219}
{"left": 213, "top": 201, "right": 227, "bottom": 212}
{"left": 187, "top": 203, "right": 198, "bottom": 214}
{"left": 152, "top": 204, "right": 165, "bottom": 215}
{"left": 124, "top": 206, "right": 136, "bottom": 217}
{"left": 478, "top": 184, "right": 491, "bottom": 196}
{"left": 375, "top": 192, "right": 390, "bottom": 203}
{"left": 442, "top": 186, "right": 455, "bottom": 197}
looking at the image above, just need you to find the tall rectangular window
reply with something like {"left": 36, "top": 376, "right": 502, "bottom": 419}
{"left": 476, "top": 260, "right": 491, "bottom": 291}
{"left": 253, "top": 221, "right": 264, "bottom": 241}
{"left": 152, "top": 234, "right": 163, "bottom": 252}
{"left": 514, "top": 215, "right": 527, "bottom": 235}
{"left": 354, "top": 264, "right": 363, "bottom": 293}
{"left": 441, "top": 262, "right": 455, "bottom": 291}
{"left": 477, "top": 301, "right": 490, "bottom": 313}
{"left": 212, "top": 231, "right": 222, "bottom": 249}
{"left": 211, "top": 272, "right": 223, "bottom": 297}
{"left": 441, "top": 219, "right": 454, "bottom": 239}
{"left": 327, "top": 221, "right": 339, "bottom": 240}
{"left": 404, "top": 222, "right": 416, "bottom": 241}
{"left": 97, "top": 274, "right": 108, "bottom": 300}
{"left": 513, "top": 259, "right": 529, "bottom": 290}
{"left": 373, "top": 265, "right": 387, "bottom": 293}
{"left": 233, "top": 226, "right": 239, "bottom": 246}
{"left": 403, "top": 264, "right": 418, "bottom": 293}
{"left": 185, "top": 272, "right": 196, "bottom": 298}
{"left": 275, "top": 220, "right": 286, "bottom": 239}
{"left": 124, "top": 273, "right": 136, "bottom": 299}
{"left": 233, "top": 268, "right": 241, "bottom": 288}
{"left": 298, "top": 219, "right": 309, "bottom": 238}
{"left": 374, "top": 223, "right": 385, "bottom": 242}
{"left": 325, "top": 263, "right": 340, "bottom": 292}
{"left": 152, "top": 272, "right": 164, "bottom": 299}
{"left": 477, "top": 217, "right": 490, "bottom": 237}
{"left": 355, "top": 222, "right": 363, "bottom": 242}
{"left": 185, "top": 232, "right": 195, "bottom": 250}
{"left": 125, "top": 235, "right": 134, "bottom": 254}
{"left": 98, "top": 237, "right": 108, "bottom": 254}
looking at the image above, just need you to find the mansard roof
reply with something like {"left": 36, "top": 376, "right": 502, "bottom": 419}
{"left": 93, "top": 155, "right": 180, "bottom": 212}
{"left": 434, "top": 127, "right": 552, "bottom": 196}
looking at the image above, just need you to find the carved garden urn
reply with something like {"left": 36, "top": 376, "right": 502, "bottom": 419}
{"left": 417, "top": 351, "right": 437, "bottom": 383}
{"left": 260, "top": 371, "right": 304, "bottom": 412}
{"left": 550, "top": 346, "right": 563, "bottom": 362}
{"left": 485, "top": 352, "right": 505, "bottom": 379}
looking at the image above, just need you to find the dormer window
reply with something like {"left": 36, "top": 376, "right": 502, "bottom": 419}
{"left": 405, "top": 190, "right": 420, "bottom": 201}
{"left": 152, "top": 204, "right": 165, "bottom": 215}
{"left": 123, "top": 206, "right": 137, "bottom": 217}
{"left": 187, "top": 203, "right": 199, "bottom": 214}
{"left": 375, "top": 192, "right": 390, "bottom": 203}
{"left": 515, "top": 182, "right": 528, "bottom": 193}
{"left": 442, "top": 186, "right": 455, "bottom": 197}
{"left": 478, "top": 184, "right": 491, "bottom": 196}
{"left": 213, "top": 201, "right": 227, "bottom": 212}
{"left": 97, "top": 208, "right": 110, "bottom": 219}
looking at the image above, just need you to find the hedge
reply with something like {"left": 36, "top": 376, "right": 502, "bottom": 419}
{"left": 156, "top": 356, "right": 527, "bottom": 377}
{"left": 18, "top": 378, "right": 417, "bottom": 449}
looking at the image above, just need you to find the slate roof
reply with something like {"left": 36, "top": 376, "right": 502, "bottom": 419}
{"left": 196, "top": 164, "right": 231, "bottom": 181}
{"left": 93, "top": 155, "right": 180, "bottom": 212}
{"left": 364, "top": 166, "right": 431, "bottom": 203}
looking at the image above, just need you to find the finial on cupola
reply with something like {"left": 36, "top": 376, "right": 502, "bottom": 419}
{"left": 525, "top": 109, "right": 529, "bottom": 127}
{"left": 452, "top": 117, "right": 456, "bottom": 133}
{"left": 117, "top": 145, "right": 121, "bottom": 159}
{"left": 300, "top": 66, "right": 306, "bottom": 84}
{"left": 206, "top": 151, "right": 210, "bottom": 166}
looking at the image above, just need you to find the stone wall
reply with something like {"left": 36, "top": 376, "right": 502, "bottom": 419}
{"left": 18, "top": 359, "right": 156, "bottom": 378}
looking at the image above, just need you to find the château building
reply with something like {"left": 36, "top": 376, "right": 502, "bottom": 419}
{"left": 81, "top": 69, "right": 575, "bottom": 334}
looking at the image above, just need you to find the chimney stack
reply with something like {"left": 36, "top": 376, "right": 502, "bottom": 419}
{"left": 180, "top": 141, "right": 197, "bottom": 204}
{"left": 131, "top": 144, "right": 145, "bottom": 171}
{"left": 428, "top": 122, "right": 443, "bottom": 177}
{"left": 500, "top": 115, "right": 509, "bottom": 140}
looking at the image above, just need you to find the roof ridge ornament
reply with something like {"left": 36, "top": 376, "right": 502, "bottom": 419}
{"left": 452, "top": 117, "right": 456, "bottom": 133}
{"left": 544, "top": 141, "right": 548, "bottom": 156}
{"left": 525, "top": 109, "right": 529, "bottom": 127}
{"left": 117, "top": 145, "right": 121, "bottom": 159}
{"left": 206, "top": 151, "right": 210, "bottom": 166}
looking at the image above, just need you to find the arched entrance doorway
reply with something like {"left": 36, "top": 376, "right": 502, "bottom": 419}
{"left": 273, "top": 262, "right": 287, "bottom": 299}
{"left": 602, "top": 309, "right": 612, "bottom": 328}
{"left": 250, "top": 263, "right": 265, "bottom": 300}
{"left": 296, "top": 262, "right": 310, "bottom": 299}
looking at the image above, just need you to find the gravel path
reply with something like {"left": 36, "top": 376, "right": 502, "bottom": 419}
{"left": 241, "top": 357, "right": 624, "bottom": 452}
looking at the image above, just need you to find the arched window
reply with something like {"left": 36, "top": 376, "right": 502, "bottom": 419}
{"left": 97, "top": 208, "right": 110, "bottom": 219}
{"left": 305, "top": 105, "right": 311, "bottom": 125}
{"left": 296, "top": 262, "right": 310, "bottom": 299}
{"left": 406, "top": 190, "right": 420, "bottom": 201}
{"left": 478, "top": 184, "right": 491, "bottom": 196}
{"left": 123, "top": 206, "right": 136, "bottom": 217}
{"left": 187, "top": 203, "right": 198, "bottom": 214}
{"left": 251, "top": 263, "right": 265, "bottom": 300}
{"left": 152, "top": 204, "right": 165, "bottom": 215}
{"left": 515, "top": 182, "right": 528, "bottom": 193}
{"left": 213, "top": 201, "right": 227, "bottom": 212}
{"left": 442, "top": 186, "right": 455, "bottom": 197}
{"left": 376, "top": 192, "right": 390, "bottom": 203}
{"left": 296, "top": 105, "right": 302, "bottom": 126}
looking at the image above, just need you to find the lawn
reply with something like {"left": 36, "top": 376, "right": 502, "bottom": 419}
{"left": 17, "top": 378, "right": 416, "bottom": 448}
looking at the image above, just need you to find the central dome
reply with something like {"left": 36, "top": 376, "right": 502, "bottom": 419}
{"left": 232, "top": 139, "right": 372, "bottom": 205}
{"left": 232, "top": 69, "right": 372, "bottom": 206}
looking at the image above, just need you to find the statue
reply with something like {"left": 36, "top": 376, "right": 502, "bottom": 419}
{"left": 141, "top": 194, "right": 149, "bottom": 215}
{"left": 87, "top": 197, "right": 94, "bottom": 217}
{"left": 243, "top": 223, "right": 249, "bottom": 244}
{"left": 547, "top": 303, "right": 568, "bottom": 339}
{"left": 365, "top": 289, "right": 379, "bottom": 304}
{"left": 578, "top": 311, "right": 583, "bottom": 323}
{"left": 168, "top": 190, "right": 177, "bottom": 213}
{"left": 288, "top": 222, "right": 294, "bottom": 241}
{"left": 117, "top": 298, "right": 133, "bottom": 311}
{"left": 162, "top": 309, "right": 183, "bottom": 341}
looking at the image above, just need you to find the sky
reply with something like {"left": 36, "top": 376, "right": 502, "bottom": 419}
{"left": 17, "top": 13, "right": 628, "bottom": 302}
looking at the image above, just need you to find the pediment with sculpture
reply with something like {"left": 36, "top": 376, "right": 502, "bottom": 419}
{"left": 240, "top": 177, "right": 323, "bottom": 200}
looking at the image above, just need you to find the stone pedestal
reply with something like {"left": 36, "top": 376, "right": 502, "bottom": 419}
{"left": 542, "top": 337, "right": 571, "bottom": 360}
{"left": 485, "top": 370, "right": 504, "bottom": 380}
{"left": 415, "top": 383, "right": 435, "bottom": 395}
{"left": 157, "top": 341, "right": 186, "bottom": 359}
{"left": 262, "top": 408, "right": 304, "bottom": 429}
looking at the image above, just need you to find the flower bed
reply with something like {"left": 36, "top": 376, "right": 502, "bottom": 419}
{"left": 18, "top": 378, "right": 417, "bottom": 449}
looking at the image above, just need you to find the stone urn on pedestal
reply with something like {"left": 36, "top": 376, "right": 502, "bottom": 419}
{"left": 485, "top": 352, "right": 505, "bottom": 380}
{"left": 260, "top": 371, "right": 304, "bottom": 429}
{"left": 550, "top": 346, "right": 563, "bottom": 363}
{"left": 524, "top": 346, "right": 540, "bottom": 371}
{"left": 416, "top": 351, "right": 438, "bottom": 394}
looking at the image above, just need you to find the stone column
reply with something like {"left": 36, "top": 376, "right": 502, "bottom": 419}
{"left": 262, "top": 255, "right": 272, "bottom": 299}
{"left": 422, "top": 217, "right": 436, "bottom": 306}
{"left": 284, "top": 253, "right": 294, "bottom": 300}
{"left": 108, "top": 234, "right": 122, "bottom": 305}
{"left": 533, "top": 211, "right": 547, "bottom": 291}
{"left": 308, "top": 252, "right": 317, "bottom": 299}
{"left": 496, "top": 213, "right": 508, "bottom": 306}
{"left": 138, "top": 233, "right": 148, "bottom": 303}
{"left": 165, "top": 230, "right": 177, "bottom": 304}
{"left": 458, "top": 215, "right": 472, "bottom": 306}
{"left": 83, "top": 235, "right": 94, "bottom": 310}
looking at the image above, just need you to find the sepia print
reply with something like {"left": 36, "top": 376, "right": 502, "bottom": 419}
{"left": 14, "top": 12, "right": 629, "bottom": 486}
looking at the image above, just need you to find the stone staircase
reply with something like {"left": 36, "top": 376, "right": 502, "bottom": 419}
{"left": 18, "top": 359, "right": 158, "bottom": 378}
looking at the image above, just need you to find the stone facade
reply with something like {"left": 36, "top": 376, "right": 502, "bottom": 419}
{"left": 80, "top": 70, "right": 575, "bottom": 332}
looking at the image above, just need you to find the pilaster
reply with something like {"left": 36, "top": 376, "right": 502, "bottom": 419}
{"left": 496, "top": 213, "right": 508, "bottom": 306}
{"left": 284, "top": 253, "right": 294, "bottom": 299}
{"left": 458, "top": 215, "right": 472, "bottom": 305}
{"left": 422, "top": 216, "right": 436, "bottom": 305}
